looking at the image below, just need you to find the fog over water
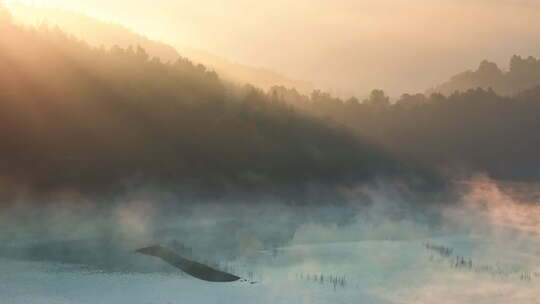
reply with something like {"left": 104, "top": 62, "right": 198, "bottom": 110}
{"left": 2, "top": 1, "right": 540, "bottom": 303}
{"left": 2, "top": 177, "right": 540, "bottom": 303}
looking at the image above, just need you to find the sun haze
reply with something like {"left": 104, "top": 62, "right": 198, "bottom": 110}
{"left": 4, "top": 0, "right": 540, "bottom": 96}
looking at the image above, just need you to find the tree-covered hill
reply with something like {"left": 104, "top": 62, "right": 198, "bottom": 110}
{"left": 0, "top": 9, "right": 431, "bottom": 201}
{"left": 270, "top": 85, "right": 540, "bottom": 181}
{"left": 427, "top": 56, "right": 540, "bottom": 96}
{"left": 7, "top": 3, "right": 313, "bottom": 93}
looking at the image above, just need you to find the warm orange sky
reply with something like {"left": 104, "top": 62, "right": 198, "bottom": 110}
{"left": 5, "top": 0, "right": 540, "bottom": 96}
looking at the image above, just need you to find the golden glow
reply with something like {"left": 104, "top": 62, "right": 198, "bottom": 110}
{"left": 5, "top": 0, "right": 540, "bottom": 96}
{"left": 5, "top": 0, "right": 56, "bottom": 8}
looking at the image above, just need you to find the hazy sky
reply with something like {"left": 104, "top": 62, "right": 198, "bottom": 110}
{"left": 6, "top": 0, "right": 540, "bottom": 96}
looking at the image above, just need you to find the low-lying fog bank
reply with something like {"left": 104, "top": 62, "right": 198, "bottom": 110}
{"left": 1, "top": 176, "right": 540, "bottom": 303}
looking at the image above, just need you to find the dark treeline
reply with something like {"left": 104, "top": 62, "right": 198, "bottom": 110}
{"left": 428, "top": 56, "right": 540, "bottom": 96}
{"left": 271, "top": 85, "right": 540, "bottom": 181}
{"left": 0, "top": 9, "right": 435, "bottom": 203}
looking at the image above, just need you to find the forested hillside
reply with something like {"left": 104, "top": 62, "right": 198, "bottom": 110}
{"left": 7, "top": 4, "right": 313, "bottom": 93}
{"left": 0, "top": 8, "right": 431, "bottom": 201}
{"left": 7, "top": 3, "right": 539, "bottom": 202}
{"left": 270, "top": 85, "right": 540, "bottom": 181}
{"left": 428, "top": 56, "right": 540, "bottom": 96}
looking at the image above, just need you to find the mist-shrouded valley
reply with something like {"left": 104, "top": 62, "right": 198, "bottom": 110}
{"left": 1, "top": 2, "right": 540, "bottom": 304}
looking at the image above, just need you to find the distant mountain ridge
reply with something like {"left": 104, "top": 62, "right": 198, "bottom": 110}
{"left": 7, "top": 3, "right": 313, "bottom": 93}
{"left": 427, "top": 55, "right": 540, "bottom": 96}
{"left": 175, "top": 44, "right": 313, "bottom": 93}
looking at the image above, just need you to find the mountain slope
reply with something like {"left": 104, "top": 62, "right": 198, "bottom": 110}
{"left": 0, "top": 10, "right": 433, "bottom": 201}
{"left": 7, "top": 3, "right": 312, "bottom": 93}
{"left": 427, "top": 56, "right": 540, "bottom": 96}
